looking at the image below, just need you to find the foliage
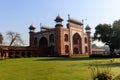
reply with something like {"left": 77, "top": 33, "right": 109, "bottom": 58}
{"left": 89, "top": 63, "right": 113, "bottom": 80}
{"left": 89, "top": 54, "right": 110, "bottom": 58}
{"left": 93, "top": 20, "right": 120, "bottom": 53}
{"left": 0, "top": 32, "right": 3, "bottom": 45}
{"left": 0, "top": 31, "right": 24, "bottom": 59}
{"left": 0, "top": 32, "right": 4, "bottom": 59}
{"left": 111, "top": 20, "right": 120, "bottom": 49}
{"left": 113, "top": 74, "right": 120, "bottom": 80}
{"left": 6, "top": 31, "right": 24, "bottom": 49}
{"left": 92, "top": 44, "right": 98, "bottom": 48}
{"left": 88, "top": 59, "right": 120, "bottom": 80}
{"left": 0, "top": 47, "right": 6, "bottom": 60}
{"left": 93, "top": 24, "right": 112, "bottom": 43}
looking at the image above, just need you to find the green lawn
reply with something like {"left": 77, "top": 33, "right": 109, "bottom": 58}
{"left": 0, "top": 56, "right": 120, "bottom": 80}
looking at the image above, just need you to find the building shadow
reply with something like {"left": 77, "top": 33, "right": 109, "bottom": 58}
{"left": 103, "top": 62, "right": 120, "bottom": 67}
{"left": 34, "top": 56, "right": 110, "bottom": 61}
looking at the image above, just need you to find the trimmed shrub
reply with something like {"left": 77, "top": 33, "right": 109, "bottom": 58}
{"left": 88, "top": 60, "right": 114, "bottom": 80}
{"left": 15, "top": 54, "right": 22, "bottom": 58}
{"left": 113, "top": 74, "right": 120, "bottom": 80}
{"left": 90, "top": 54, "right": 111, "bottom": 58}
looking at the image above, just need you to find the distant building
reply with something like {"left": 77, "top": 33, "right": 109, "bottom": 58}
{"left": 0, "top": 15, "right": 92, "bottom": 58}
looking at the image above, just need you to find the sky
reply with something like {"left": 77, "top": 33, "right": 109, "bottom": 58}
{"left": 0, "top": 0, "right": 120, "bottom": 46}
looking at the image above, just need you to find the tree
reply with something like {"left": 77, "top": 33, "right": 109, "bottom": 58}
{"left": 93, "top": 24, "right": 112, "bottom": 50}
{"left": 0, "top": 33, "right": 4, "bottom": 59}
{"left": 0, "top": 33, "right": 3, "bottom": 45}
{"left": 92, "top": 44, "right": 98, "bottom": 48}
{"left": 0, "top": 31, "right": 24, "bottom": 59}
{"left": 93, "top": 20, "right": 120, "bottom": 54}
{"left": 110, "top": 20, "right": 120, "bottom": 52}
{"left": 6, "top": 31, "right": 24, "bottom": 49}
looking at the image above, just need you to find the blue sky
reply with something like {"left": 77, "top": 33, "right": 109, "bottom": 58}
{"left": 0, "top": 0, "right": 120, "bottom": 46}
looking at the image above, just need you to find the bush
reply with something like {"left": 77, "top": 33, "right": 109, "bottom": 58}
{"left": 9, "top": 55, "right": 15, "bottom": 58}
{"left": 90, "top": 54, "right": 111, "bottom": 58}
{"left": 15, "top": 54, "right": 22, "bottom": 58}
{"left": 88, "top": 60, "right": 114, "bottom": 80}
{"left": 110, "top": 53, "right": 120, "bottom": 58}
{"left": 94, "top": 72, "right": 112, "bottom": 80}
{"left": 113, "top": 74, "right": 120, "bottom": 80}
{"left": 90, "top": 54, "right": 103, "bottom": 57}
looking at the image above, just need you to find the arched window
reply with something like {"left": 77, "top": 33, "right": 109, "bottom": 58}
{"left": 64, "top": 34, "right": 68, "bottom": 41}
{"left": 65, "top": 45, "right": 69, "bottom": 53}
{"left": 85, "top": 37, "right": 87, "bottom": 43}
{"left": 34, "top": 37, "right": 37, "bottom": 46}
{"left": 39, "top": 37, "right": 48, "bottom": 48}
{"left": 49, "top": 34, "right": 54, "bottom": 43}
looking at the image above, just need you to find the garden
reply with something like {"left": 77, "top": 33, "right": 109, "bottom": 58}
{"left": 0, "top": 56, "right": 120, "bottom": 80}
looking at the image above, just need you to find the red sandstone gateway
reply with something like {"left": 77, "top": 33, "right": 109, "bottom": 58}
{"left": 0, "top": 15, "right": 92, "bottom": 58}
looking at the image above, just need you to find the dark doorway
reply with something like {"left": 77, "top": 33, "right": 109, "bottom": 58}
{"left": 39, "top": 37, "right": 48, "bottom": 48}
{"left": 49, "top": 45, "right": 54, "bottom": 56}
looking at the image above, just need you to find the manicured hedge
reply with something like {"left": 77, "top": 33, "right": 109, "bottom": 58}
{"left": 89, "top": 54, "right": 110, "bottom": 58}
{"left": 90, "top": 53, "right": 120, "bottom": 58}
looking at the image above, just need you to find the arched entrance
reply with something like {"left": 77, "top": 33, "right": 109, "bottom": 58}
{"left": 39, "top": 37, "right": 48, "bottom": 48}
{"left": 73, "top": 33, "right": 82, "bottom": 54}
{"left": 65, "top": 45, "right": 69, "bottom": 53}
{"left": 49, "top": 45, "right": 54, "bottom": 56}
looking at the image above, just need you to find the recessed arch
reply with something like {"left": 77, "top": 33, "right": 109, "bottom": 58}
{"left": 64, "top": 34, "right": 68, "bottom": 41}
{"left": 85, "top": 37, "right": 87, "bottom": 43}
{"left": 49, "top": 45, "right": 54, "bottom": 55}
{"left": 85, "top": 46, "right": 88, "bottom": 53}
{"left": 73, "top": 33, "right": 82, "bottom": 54}
{"left": 65, "top": 45, "right": 69, "bottom": 53}
{"left": 39, "top": 37, "right": 48, "bottom": 48}
{"left": 49, "top": 34, "right": 54, "bottom": 43}
{"left": 34, "top": 37, "right": 37, "bottom": 46}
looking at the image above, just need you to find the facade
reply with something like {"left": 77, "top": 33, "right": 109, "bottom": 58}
{"left": 29, "top": 15, "right": 92, "bottom": 56}
{"left": 0, "top": 15, "right": 92, "bottom": 58}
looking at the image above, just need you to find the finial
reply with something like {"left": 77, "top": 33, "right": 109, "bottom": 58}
{"left": 82, "top": 18, "right": 87, "bottom": 26}
{"left": 68, "top": 14, "right": 70, "bottom": 19}
{"left": 82, "top": 19, "right": 84, "bottom": 24}
{"left": 40, "top": 23, "right": 42, "bottom": 27}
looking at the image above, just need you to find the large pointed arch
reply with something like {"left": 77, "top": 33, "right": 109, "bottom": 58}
{"left": 73, "top": 33, "right": 82, "bottom": 54}
{"left": 39, "top": 37, "right": 48, "bottom": 48}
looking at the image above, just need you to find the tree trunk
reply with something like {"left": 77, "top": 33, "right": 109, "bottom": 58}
{"left": 109, "top": 45, "right": 115, "bottom": 57}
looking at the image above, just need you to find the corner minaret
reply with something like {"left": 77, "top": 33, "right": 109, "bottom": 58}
{"left": 54, "top": 15, "right": 64, "bottom": 55}
{"left": 85, "top": 25, "right": 92, "bottom": 55}
{"left": 29, "top": 24, "right": 35, "bottom": 47}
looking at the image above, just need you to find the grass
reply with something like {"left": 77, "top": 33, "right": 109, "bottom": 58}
{"left": 0, "top": 56, "right": 120, "bottom": 80}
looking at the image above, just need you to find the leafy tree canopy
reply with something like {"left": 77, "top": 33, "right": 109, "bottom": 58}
{"left": 93, "top": 20, "right": 120, "bottom": 53}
